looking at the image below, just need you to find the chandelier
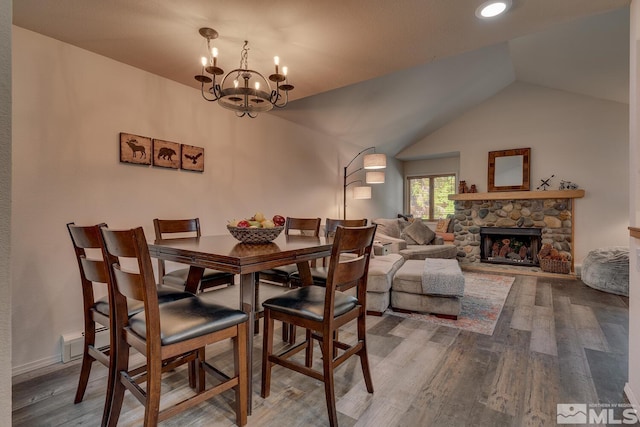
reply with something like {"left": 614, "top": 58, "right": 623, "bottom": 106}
{"left": 194, "top": 27, "right": 294, "bottom": 118}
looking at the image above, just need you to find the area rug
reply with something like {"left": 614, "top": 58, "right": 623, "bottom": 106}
{"left": 385, "top": 272, "right": 515, "bottom": 335}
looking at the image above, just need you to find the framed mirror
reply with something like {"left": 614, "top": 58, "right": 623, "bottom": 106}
{"left": 488, "top": 148, "right": 531, "bottom": 192}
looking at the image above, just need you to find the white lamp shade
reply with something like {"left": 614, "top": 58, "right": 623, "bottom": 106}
{"left": 365, "top": 171, "right": 385, "bottom": 184}
{"left": 353, "top": 186, "right": 372, "bottom": 199}
{"left": 363, "top": 153, "right": 386, "bottom": 169}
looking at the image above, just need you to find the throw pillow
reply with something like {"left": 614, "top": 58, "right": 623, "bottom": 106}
{"left": 435, "top": 218, "right": 451, "bottom": 233}
{"left": 446, "top": 214, "right": 455, "bottom": 233}
{"left": 373, "top": 218, "right": 403, "bottom": 238}
{"left": 402, "top": 219, "right": 436, "bottom": 245}
{"left": 400, "top": 230, "right": 419, "bottom": 245}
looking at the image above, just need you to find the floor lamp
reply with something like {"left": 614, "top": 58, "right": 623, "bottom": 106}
{"left": 343, "top": 147, "right": 386, "bottom": 219}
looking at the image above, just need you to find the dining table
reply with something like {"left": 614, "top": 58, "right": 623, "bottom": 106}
{"left": 148, "top": 232, "right": 333, "bottom": 412}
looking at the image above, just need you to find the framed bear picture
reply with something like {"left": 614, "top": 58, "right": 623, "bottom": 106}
{"left": 152, "top": 139, "right": 180, "bottom": 169}
{"left": 181, "top": 144, "right": 204, "bottom": 172}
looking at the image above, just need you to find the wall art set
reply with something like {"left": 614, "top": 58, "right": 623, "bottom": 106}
{"left": 119, "top": 132, "right": 204, "bottom": 172}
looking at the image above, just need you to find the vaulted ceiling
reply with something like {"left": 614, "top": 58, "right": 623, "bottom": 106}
{"left": 13, "top": 1, "right": 631, "bottom": 156}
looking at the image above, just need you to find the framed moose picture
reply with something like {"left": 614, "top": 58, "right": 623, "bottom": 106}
{"left": 152, "top": 139, "right": 180, "bottom": 169}
{"left": 181, "top": 144, "right": 204, "bottom": 172}
{"left": 119, "top": 133, "right": 152, "bottom": 165}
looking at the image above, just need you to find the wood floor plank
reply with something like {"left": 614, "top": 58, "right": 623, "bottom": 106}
{"left": 530, "top": 305, "right": 558, "bottom": 356}
{"left": 510, "top": 276, "right": 537, "bottom": 331}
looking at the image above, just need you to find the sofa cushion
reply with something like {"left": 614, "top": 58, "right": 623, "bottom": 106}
{"left": 373, "top": 218, "right": 404, "bottom": 238}
{"left": 400, "top": 244, "right": 457, "bottom": 260}
{"left": 402, "top": 220, "right": 435, "bottom": 245}
{"left": 366, "top": 254, "right": 405, "bottom": 293}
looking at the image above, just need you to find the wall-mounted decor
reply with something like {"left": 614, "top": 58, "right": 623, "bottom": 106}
{"left": 120, "top": 133, "right": 151, "bottom": 165}
{"left": 488, "top": 147, "right": 530, "bottom": 192}
{"left": 152, "top": 139, "right": 180, "bottom": 169}
{"left": 181, "top": 144, "right": 204, "bottom": 172}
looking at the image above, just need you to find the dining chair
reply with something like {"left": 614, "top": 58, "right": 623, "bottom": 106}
{"left": 260, "top": 224, "right": 377, "bottom": 427}
{"left": 67, "top": 223, "right": 194, "bottom": 426}
{"left": 153, "top": 218, "right": 235, "bottom": 292}
{"left": 257, "top": 217, "right": 321, "bottom": 339}
{"left": 285, "top": 218, "right": 368, "bottom": 343}
{"left": 101, "top": 226, "right": 248, "bottom": 427}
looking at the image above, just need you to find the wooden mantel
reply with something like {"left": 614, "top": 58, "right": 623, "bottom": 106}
{"left": 449, "top": 189, "right": 585, "bottom": 201}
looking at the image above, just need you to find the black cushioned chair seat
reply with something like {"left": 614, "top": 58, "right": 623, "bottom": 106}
{"left": 162, "top": 268, "right": 234, "bottom": 288}
{"left": 290, "top": 267, "right": 329, "bottom": 285}
{"left": 260, "top": 264, "right": 298, "bottom": 278}
{"left": 93, "top": 286, "right": 194, "bottom": 318}
{"left": 262, "top": 285, "right": 358, "bottom": 322}
{"left": 128, "top": 296, "right": 249, "bottom": 346}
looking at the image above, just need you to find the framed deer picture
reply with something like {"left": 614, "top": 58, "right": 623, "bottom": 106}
{"left": 152, "top": 139, "right": 180, "bottom": 169}
{"left": 181, "top": 144, "right": 204, "bottom": 172}
{"left": 120, "top": 133, "right": 151, "bottom": 165}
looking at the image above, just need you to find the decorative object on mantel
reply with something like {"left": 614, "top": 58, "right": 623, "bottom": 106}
{"left": 469, "top": 184, "right": 477, "bottom": 193}
{"left": 488, "top": 147, "right": 530, "bottom": 192}
{"left": 536, "top": 174, "right": 555, "bottom": 191}
{"left": 194, "top": 27, "right": 294, "bottom": 118}
{"left": 152, "top": 139, "right": 180, "bottom": 169}
{"left": 559, "top": 180, "right": 579, "bottom": 190}
{"left": 181, "top": 144, "right": 205, "bottom": 172}
{"left": 343, "top": 147, "right": 386, "bottom": 219}
{"left": 458, "top": 180, "right": 469, "bottom": 193}
{"left": 120, "top": 132, "right": 151, "bottom": 166}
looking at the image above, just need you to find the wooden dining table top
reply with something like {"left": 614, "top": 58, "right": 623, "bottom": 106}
{"left": 148, "top": 233, "right": 333, "bottom": 274}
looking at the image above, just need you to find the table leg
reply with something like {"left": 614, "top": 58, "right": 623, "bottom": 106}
{"left": 184, "top": 266, "right": 205, "bottom": 294}
{"left": 295, "top": 261, "right": 313, "bottom": 285}
{"left": 239, "top": 272, "right": 256, "bottom": 414}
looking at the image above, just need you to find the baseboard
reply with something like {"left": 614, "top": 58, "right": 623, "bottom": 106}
{"left": 12, "top": 354, "right": 61, "bottom": 377}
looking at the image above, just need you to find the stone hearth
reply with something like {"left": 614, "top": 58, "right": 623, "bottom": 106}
{"left": 449, "top": 190, "right": 584, "bottom": 273}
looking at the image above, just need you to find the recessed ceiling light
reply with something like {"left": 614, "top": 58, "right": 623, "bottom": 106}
{"left": 475, "top": 0, "right": 512, "bottom": 19}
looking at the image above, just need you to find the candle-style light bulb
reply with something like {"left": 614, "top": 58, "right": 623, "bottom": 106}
{"left": 234, "top": 79, "right": 239, "bottom": 88}
{"left": 201, "top": 56, "right": 207, "bottom": 67}
{"left": 283, "top": 66, "right": 288, "bottom": 76}
{"left": 274, "top": 56, "right": 279, "bottom": 74}
{"left": 255, "top": 82, "right": 260, "bottom": 91}
{"left": 212, "top": 47, "right": 218, "bottom": 58}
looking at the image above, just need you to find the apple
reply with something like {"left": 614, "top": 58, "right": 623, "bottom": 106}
{"left": 236, "top": 220, "right": 250, "bottom": 228}
{"left": 272, "top": 215, "right": 285, "bottom": 226}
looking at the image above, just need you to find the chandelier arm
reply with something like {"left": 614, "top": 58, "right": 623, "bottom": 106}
{"left": 200, "top": 82, "right": 221, "bottom": 102}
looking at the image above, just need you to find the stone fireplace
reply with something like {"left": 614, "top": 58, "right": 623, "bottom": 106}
{"left": 479, "top": 227, "right": 541, "bottom": 266}
{"left": 449, "top": 190, "right": 584, "bottom": 273}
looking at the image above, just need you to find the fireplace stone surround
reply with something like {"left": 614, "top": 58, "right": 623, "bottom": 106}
{"left": 448, "top": 190, "right": 584, "bottom": 273}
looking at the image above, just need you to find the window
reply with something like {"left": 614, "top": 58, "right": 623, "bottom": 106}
{"left": 407, "top": 174, "right": 456, "bottom": 221}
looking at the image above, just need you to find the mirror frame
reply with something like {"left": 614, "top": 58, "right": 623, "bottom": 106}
{"left": 488, "top": 148, "right": 531, "bottom": 192}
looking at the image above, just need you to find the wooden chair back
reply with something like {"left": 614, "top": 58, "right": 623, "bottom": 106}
{"left": 285, "top": 217, "right": 321, "bottom": 236}
{"left": 324, "top": 218, "right": 367, "bottom": 237}
{"left": 101, "top": 227, "right": 161, "bottom": 335}
{"left": 66, "top": 222, "right": 113, "bottom": 423}
{"left": 324, "top": 225, "right": 377, "bottom": 304}
{"left": 153, "top": 218, "right": 201, "bottom": 279}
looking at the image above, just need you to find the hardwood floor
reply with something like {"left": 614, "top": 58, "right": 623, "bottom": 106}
{"left": 12, "top": 275, "right": 631, "bottom": 426}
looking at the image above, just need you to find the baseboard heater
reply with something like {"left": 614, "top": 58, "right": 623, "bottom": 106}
{"left": 61, "top": 327, "right": 110, "bottom": 363}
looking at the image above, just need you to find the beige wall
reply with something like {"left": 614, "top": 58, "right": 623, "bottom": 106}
{"left": 398, "top": 81, "right": 629, "bottom": 266}
{"left": 627, "top": 0, "right": 640, "bottom": 408}
{"left": 1, "top": 0, "right": 12, "bottom": 418}
{"left": 11, "top": 27, "right": 394, "bottom": 372}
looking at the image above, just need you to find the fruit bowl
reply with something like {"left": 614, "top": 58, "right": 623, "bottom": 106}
{"left": 227, "top": 225, "right": 284, "bottom": 243}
